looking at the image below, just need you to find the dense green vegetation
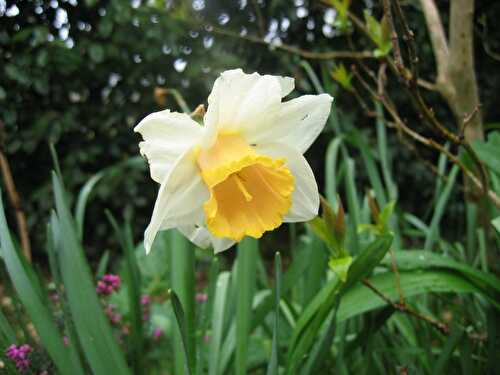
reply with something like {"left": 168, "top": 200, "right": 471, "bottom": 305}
{"left": 1, "top": 0, "right": 500, "bottom": 374}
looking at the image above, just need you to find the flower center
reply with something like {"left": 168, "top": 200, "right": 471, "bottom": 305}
{"left": 197, "top": 133, "right": 294, "bottom": 241}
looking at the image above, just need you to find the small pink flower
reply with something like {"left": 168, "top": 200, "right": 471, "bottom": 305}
{"left": 195, "top": 293, "right": 208, "bottom": 303}
{"left": 140, "top": 295, "right": 151, "bottom": 306}
{"left": 152, "top": 328, "right": 163, "bottom": 340}
{"left": 63, "top": 336, "right": 70, "bottom": 346}
{"left": 96, "top": 274, "right": 121, "bottom": 295}
{"left": 5, "top": 344, "right": 33, "bottom": 371}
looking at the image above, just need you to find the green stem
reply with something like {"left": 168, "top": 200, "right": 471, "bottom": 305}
{"left": 235, "top": 237, "right": 258, "bottom": 375}
{"left": 170, "top": 230, "right": 196, "bottom": 375}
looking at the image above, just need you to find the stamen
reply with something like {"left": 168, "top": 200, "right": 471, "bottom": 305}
{"left": 234, "top": 174, "right": 253, "bottom": 202}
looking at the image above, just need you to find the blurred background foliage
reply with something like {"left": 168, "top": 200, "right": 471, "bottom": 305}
{"left": 1, "top": 0, "right": 500, "bottom": 260}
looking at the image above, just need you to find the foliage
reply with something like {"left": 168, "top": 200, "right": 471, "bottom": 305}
{"left": 1, "top": 0, "right": 500, "bottom": 374}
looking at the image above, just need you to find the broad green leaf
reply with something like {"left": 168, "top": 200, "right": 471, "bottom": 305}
{"left": 52, "top": 173, "right": 131, "bottom": 375}
{"left": 0, "top": 193, "right": 85, "bottom": 375}
{"left": 382, "top": 250, "right": 500, "bottom": 307}
{"left": 337, "top": 269, "right": 484, "bottom": 323}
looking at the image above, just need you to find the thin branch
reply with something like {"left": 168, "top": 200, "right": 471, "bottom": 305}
{"left": 251, "top": 0, "right": 266, "bottom": 38}
{"left": 362, "top": 279, "right": 449, "bottom": 334}
{"left": 418, "top": 0, "right": 450, "bottom": 89}
{"left": 384, "top": 0, "right": 490, "bottom": 201}
{"left": 212, "top": 26, "right": 375, "bottom": 60}
{"left": 351, "top": 66, "right": 500, "bottom": 209}
{"left": 382, "top": 0, "right": 405, "bottom": 74}
{"left": 0, "top": 121, "right": 32, "bottom": 262}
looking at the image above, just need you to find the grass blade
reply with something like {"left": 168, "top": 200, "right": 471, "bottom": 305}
{"left": 325, "top": 137, "right": 344, "bottom": 206}
{"left": 106, "top": 212, "right": 144, "bottom": 375}
{"left": 235, "top": 237, "right": 258, "bottom": 375}
{"left": 425, "top": 165, "right": 458, "bottom": 250}
{"left": 209, "top": 272, "right": 231, "bottom": 375}
{"left": 0, "top": 192, "right": 85, "bottom": 375}
{"left": 170, "top": 230, "right": 196, "bottom": 375}
{"left": 266, "top": 252, "right": 282, "bottom": 375}
{"left": 52, "top": 172, "right": 131, "bottom": 375}
{"left": 170, "top": 290, "right": 195, "bottom": 375}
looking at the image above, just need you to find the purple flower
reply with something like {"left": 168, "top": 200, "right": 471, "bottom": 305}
{"left": 152, "top": 328, "right": 163, "bottom": 340}
{"left": 96, "top": 274, "right": 121, "bottom": 295}
{"left": 140, "top": 295, "right": 151, "bottom": 306}
{"left": 5, "top": 344, "right": 33, "bottom": 371}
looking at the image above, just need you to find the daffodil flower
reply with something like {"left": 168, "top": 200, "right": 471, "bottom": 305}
{"left": 135, "top": 69, "right": 332, "bottom": 253}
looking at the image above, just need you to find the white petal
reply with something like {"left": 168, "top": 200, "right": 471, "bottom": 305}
{"left": 203, "top": 69, "right": 293, "bottom": 146}
{"left": 254, "top": 142, "right": 320, "bottom": 222}
{"left": 248, "top": 94, "right": 333, "bottom": 154}
{"left": 178, "top": 225, "right": 235, "bottom": 253}
{"left": 279, "top": 76, "right": 294, "bottom": 97}
{"left": 143, "top": 149, "right": 209, "bottom": 253}
{"left": 134, "top": 109, "right": 204, "bottom": 183}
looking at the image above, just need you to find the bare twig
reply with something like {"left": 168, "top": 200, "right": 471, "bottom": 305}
{"left": 0, "top": 121, "right": 32, "bottom": 262}
{"left": 418, "top": 0, "right": 450, "bottom": 92}
{"left": 362, "top": 279, "right": 449, "bottom": 334}
{"left": 382, "top": 0, "right": 405, "bottom": 74}
{"left": 351, "top": 65, "right": 500, "bottom": 208}
{"left": 389, "top": 249, "right": 405, "bottom": 306}
{"left": 384, "top": 0, "right": 490, "bottom": 201}
{"left": 251, "top": 0, "right": 266, "bottom": 38}
{"left": 212, "top": 26, "right": 375, "bottom": 60}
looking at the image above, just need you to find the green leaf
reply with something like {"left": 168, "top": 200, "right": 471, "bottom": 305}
{"left": 328, "top": 256, "right": 353, "bottom": 282}
{"left": 266, "top": 252, "right": 282, "bottom": 375}
{"left": 424, "top": 165, "right": 459, "bottom": 250}
{"left": 337, "top": 269, "right": 483, "bottom": 323}
{"left": 106, "top": 213, "right": 144, "bottom": 375}
{"left": 492, "top": 216, "right": 500, "bottom": 235}
{"left": 75, "top": 172, "right": 104, "bottom": 239}
{"left": 364, "top": 11, "right": 392, "bottom": 57}
{"left": 209, "top": 272, "right": 231, "bottom": 375}
{"left": 235, "top": 237, "right": 258, "bottom": 375}
{"left": 170, "top": 290, "right": 195, "bottom": 375}
{"left": 331, "top": 64, "right": 353, "bottom": 91}
{"left": 382, "top": 250, "right": 500, "bottom": 307}
{"left": 343, "top": 234, "right": 393, "bottom": 290}
{"left": 170, "top": 230, "right": 196, "bottom": 375}
{"left": 0, "top": 305, "right": 16, "bottom": 344}
{"left": 473, "top": 133, "right": 500, "bottom": 175}
{"left": 0, "top": 193, "right": 85, "bottom": 375}
{"left": 52, "top": 172, "right": 131, "bottom": 375}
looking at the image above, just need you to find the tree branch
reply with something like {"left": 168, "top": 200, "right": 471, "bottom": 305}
{"left": 419, "top": 0, "right": 451, "bottom": 93}
{"left": 0, "top": 121, "right": 32, "bottom": 262}
{"left": 448, "top": 0, "right": 483, "bottom": 141}
{"left": 212, "top": 26, "right": 375, "bottom": 60}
